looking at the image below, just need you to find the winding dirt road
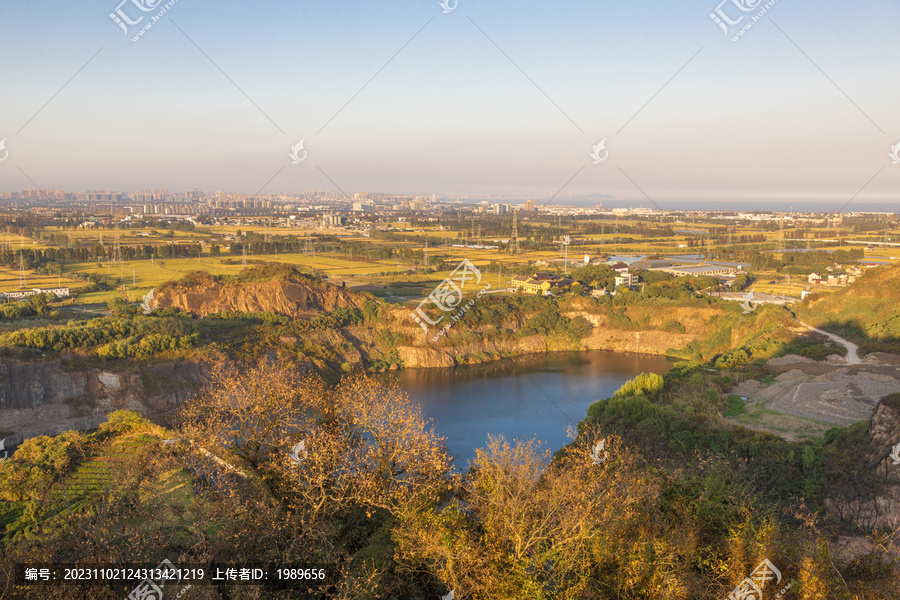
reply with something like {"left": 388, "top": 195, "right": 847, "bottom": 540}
{"left": 797, "top": 321, "right": 861, "bottom": 365}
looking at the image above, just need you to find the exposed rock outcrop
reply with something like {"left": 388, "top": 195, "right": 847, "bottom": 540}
{"left": 398, "top": 337, "right": 548, "bottom": 368}
{"left": 0, "top": 359, "right": 208, "bottom": 446}
{"left": 825, "top": 394, "right": 900, "bottom": 530}
{"left": 157, "top": 274, "right": 367, "bottom": 318}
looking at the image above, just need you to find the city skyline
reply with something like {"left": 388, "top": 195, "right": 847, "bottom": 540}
{"left": 1, "top": 0, "right": 898, "bottom": 207}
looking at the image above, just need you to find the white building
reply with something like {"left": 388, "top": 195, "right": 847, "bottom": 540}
{"left": 614, "top": 270, "right": 639, "bottom": 289}
{"left": 0, "top": 287, "right": 70, "bottom": 301}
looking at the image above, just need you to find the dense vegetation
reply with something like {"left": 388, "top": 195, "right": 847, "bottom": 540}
{"left": 0, "top": 293, "right": 58, "bottom": 321}
{"left": 2, "top": 367, "right": 897, "bottom": 599}
{"left": 0, "top": 314, "right": 200, "bottom": 360}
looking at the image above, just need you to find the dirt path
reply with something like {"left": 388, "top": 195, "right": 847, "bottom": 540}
{"left": 797, "top": 321, "right": 861, "bottom": 365}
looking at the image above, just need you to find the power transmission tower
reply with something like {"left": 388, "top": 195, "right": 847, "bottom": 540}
{"left": 242, "top": 245, "right": 247, "bottom": 266}
{"left": 477, "top": 225, "right": 482, "bottom": 247}
{"left": 509, "top": 210, "right": 520, "bottom": 255}
{"left": 112, "top": 227, "right": 120, "bottom": 263}
{"left": 776, "top": 217, "right": 786, "bottom": 253}
{"left": 18, "top": 252, "right": 27, "bottom": 289}
{"left": 113, "top": 225, "right": 124, "bottom": 279}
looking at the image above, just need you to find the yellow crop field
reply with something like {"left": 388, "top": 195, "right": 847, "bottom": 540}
{"left": 751, "top": 283, "right": 809, "bottom": 298}
{"left": 64, "top": 253, "right": 410, "bottom": 301}
{"left": 0, "top": 232, "right": 48, "bottom": 249}
{"left": 0, "top": 266, "right": 84, "bottom": 295}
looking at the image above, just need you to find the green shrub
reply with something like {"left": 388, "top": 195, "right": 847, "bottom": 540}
{"left": 613, "top": 373, "right": 665, "bottom": 398}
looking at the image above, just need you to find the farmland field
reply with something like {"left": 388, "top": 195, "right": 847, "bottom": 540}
{"left": 0, "top": 266, "right": 84, "bottom": 295}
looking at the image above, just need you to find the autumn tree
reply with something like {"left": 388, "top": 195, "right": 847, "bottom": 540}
{"left": 177, "top": 364, "right": 455, "bottom": 598}
{"left": 394, "top": 433, "right": 700, "bottom": 599}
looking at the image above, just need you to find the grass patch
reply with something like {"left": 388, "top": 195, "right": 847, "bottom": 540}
{"left": 723, "top": 395, "right": 746, "bottom": 417}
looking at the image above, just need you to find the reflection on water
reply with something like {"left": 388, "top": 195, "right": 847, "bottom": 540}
{"left": 384, "top": 350, "right": 673, "bottom": 468}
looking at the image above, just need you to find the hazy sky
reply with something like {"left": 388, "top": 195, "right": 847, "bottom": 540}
{"left": 1, "top": 0, "right": 898, "bottom": 207}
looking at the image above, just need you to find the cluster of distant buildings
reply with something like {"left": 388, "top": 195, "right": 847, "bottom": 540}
{"left": 509, "top": 254, "right": 761, "bottom": 298}
{"left": 807, "top": 270, "right": 859, "bottom": 287}
{"left": 509, "top": 269, "right": 643, "bottom": 297}
{"left": 0, "top": 287, "right": 70, "bottom": 301}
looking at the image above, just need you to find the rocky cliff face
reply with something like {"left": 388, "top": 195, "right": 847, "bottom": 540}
{"left": 0, "top": 359, "right": 208, "bottom": 446}
{"left": 390, "top": 308, "right": 700, "bottom": 369}
{"left": 157, "top": 276, "right": 367, "bottom": 318}
{"left": 397, "top": 336, "right": 549, "bottom": 368}
{"left": 825, "top": 395, "right": 900, "bottom": 530}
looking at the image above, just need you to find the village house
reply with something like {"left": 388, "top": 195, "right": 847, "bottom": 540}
{"left": 511, "top": 272, "right": 578, "bottom": 295}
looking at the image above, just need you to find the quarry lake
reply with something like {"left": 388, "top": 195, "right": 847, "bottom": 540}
{"left": 387, "top": 350, "right": 674, "bottom": 467}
